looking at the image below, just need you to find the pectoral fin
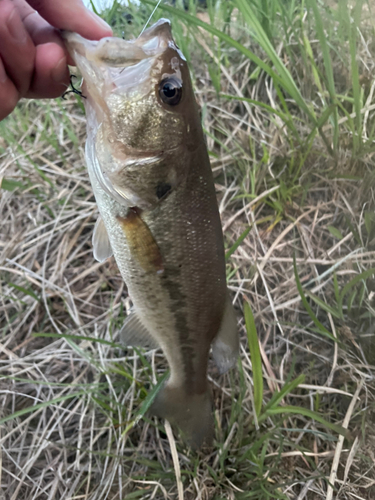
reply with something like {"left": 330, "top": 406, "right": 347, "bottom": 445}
{"left": 117, "top": 208, "right": 164, "bottom": 274}
{"left": 211, "top": 295, "right": 239, "bottom": 374}
{"left": 92, "top": 216, "right": 113, "bottom": 263}
{"left": 120, "top": 311, "right": 159, "bottom": 349}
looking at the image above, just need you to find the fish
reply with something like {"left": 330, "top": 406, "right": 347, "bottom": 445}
{"left": 63, "top": 19, "right": 239, "bottom": 448}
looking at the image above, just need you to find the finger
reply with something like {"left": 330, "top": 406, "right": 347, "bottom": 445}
{"left": 0, "top": 0, "right": 36, "bottom": 97}
{"left": 26, "top": 42, "right": 70, "bottom": 99}
{"left": 21, "top": 9, "right": 76, "bottom": 66}
{"left": 12, "top": 0, "right": 75, "bottom": 66}
{"left": 0, "top": 58, "right": 19, "bottom": 120}
{"left": 26, "top": 0, "right": 112, "bottom": 40}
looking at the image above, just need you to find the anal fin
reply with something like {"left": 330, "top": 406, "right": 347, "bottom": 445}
{"left": 211, "top": 294, "right": 239, "bottom": 374}
{"left": 93, "top": 215, "right": 113, "bottom": 263}
{"left": 119, "top": 311, "right": 159, "bottom": 350}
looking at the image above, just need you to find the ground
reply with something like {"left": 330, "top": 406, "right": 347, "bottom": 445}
{"left": 1, "top": 1, "right": 375, "bottom": 499}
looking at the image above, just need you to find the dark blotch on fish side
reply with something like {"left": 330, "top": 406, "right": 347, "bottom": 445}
{"left": 156, "top": 182, "right": 172, "bottom": 200}
{"left": 128, "top": 206, "right": 142, "bottom": 217}
{"left": 161, "top": 267, "right": 196, "bottom": 393}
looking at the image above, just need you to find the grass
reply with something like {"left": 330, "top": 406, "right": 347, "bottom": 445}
{"left": 1, "top": 0, "right": 375, "bottom": 498}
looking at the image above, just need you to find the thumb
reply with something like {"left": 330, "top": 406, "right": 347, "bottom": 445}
{"left": 26, "top": 0, "right": 112, "bottom": 40}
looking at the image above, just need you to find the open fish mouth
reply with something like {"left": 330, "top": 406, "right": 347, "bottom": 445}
{"left": 62, "top": 19, "right": 177, "bottom": 101}
{"left": 63, "top": 17, "right": 174, "bottom": 62}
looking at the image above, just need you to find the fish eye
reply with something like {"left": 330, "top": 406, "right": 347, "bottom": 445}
{"left": 159, "top": 77, "right": 182, "bottom": 106}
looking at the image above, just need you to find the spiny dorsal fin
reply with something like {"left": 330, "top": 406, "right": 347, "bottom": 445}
{"left": 92, "top": 215, "right": 113, "bottom": 263}
{"left": 120, "top": 311, "right": 159, "bottom": 350}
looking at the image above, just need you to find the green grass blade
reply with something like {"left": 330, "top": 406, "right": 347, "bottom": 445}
{"left": 220, "top": 94, "right": 290, "bottom": 123}
{"left": 220, "top": 93, "right": 299, "bottom": 138}
{"left": 89, "top": 0, "right": 99, "bottom": 15}
{"left": 305, "top": 291, "right": 341, "bottom": 319}
{"left": 122, "top": 371, "right": 169, "bottom": 435}
{"left": 122, "top": 491, "right": 151, "bottom": 500}
{"left": 260, "top": 405, "right": 348, "bottom": 437}
{"left": 234, "top": 0, "right": 313, "bottom": 119}
{"left": 225, "top": 225, "right": 252, "bottom": 261}
{"left": 244, "top": 301, "right": 263, "bottom": 417}
{"left": 338, "top": 267, "right": 375, "bottom": 313}
{"left": 306, "top": 103, "right": 337, "bottom": 147}
{"left": 0, "top": 391, "right": 87, "bottom": 426}
{"left": 0, "top": 178, "right": 27, "bottom": 191}
{"left": 350, "top": 1, "right": 363, "bottom": 143}
{"left": 293, "top": 255, "right": 336, "bottom": 342}
{"left": 264, "top": 374, "right": 305, "bottom": 411}
{"left": 338, "top": 0, "right": 363, "bottom": 151}
{"left": 33, "top": 332, "right": 123, "bottom": 349}
{"left": 8, "top": 282, "right": 39, "bottom": 301}
{"left": 307, "top": 0, "right": 339, "bottom": 150}
{"left": 327, "top": 225, "right": 343, "bottom": 240}
{"left": 0, "top": 374, "right": 104, "bottom": 389}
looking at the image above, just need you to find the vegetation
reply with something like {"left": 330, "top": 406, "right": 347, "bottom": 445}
{"left": 1, "top": 0, "right": 374, "bottom": 498}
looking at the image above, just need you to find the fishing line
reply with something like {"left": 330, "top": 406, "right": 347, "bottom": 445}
{"left": 139, "top": 0, "right": 163, "bottom": 37}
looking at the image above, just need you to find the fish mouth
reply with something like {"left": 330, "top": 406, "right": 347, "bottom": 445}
{"left": 62, "top": 18, "right": 174, "bottom": 81}
{"left": 62, "top": 19, "right": 177, "bottom": 136}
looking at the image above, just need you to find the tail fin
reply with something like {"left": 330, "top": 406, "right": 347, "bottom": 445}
{"left": 150, "top": 384, "right": 213, "bottom": 449}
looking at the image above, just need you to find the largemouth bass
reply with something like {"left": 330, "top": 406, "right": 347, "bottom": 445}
{"left": 63, "top": 19, "right": 238, "bottom": 448}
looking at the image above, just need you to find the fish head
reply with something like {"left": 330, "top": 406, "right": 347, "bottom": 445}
{"left": 63, "top": 19, "right": 202, "bottom": 160}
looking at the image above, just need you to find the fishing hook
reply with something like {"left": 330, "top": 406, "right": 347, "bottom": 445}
{"left": 62, "top": 74, "right": 87, "bottom": 100}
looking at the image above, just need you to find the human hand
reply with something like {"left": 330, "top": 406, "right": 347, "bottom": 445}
{"left": 0, "top": 0, "right": 112, "bottom": 120}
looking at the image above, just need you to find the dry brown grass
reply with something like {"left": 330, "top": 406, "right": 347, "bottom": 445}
{"left": 1, "top": 3, "right": 375, "bottom": 499}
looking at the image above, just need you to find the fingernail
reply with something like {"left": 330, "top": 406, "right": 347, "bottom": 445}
{"left": 86, "top": 10, "right": 113, "bottom": 34}
{"left": 0, "top": 60, "right": 7, "bottom": 84}
{"left": 6, "top": 8, "right": 28, "bottom": 44}
{"left": 51, "top": 55, "right": 67, "bottom": 84}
